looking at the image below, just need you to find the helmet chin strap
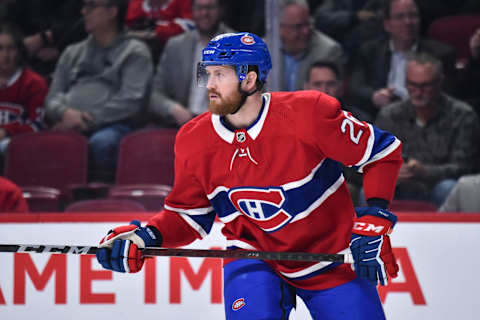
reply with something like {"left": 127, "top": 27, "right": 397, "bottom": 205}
{"left": 230, "top": 83, "right": 259, "bottom": 115}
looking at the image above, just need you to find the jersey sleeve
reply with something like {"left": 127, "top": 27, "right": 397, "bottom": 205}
{"left": 310, "top": 92, "right": 403, "bottom": 202}
{"left": 147, "top": 128, "right": 216, "bottom": 248}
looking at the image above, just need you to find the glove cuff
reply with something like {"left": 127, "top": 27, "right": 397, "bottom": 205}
{"left": 135, "top": 226, "right": 163, "bottom": 247}
{"left": 354, "top": 206, "right": 397, "bottom": 227}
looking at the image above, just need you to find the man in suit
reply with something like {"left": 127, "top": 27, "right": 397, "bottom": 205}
{"left": 277, "top": 0, "right": 344, "bottom": 92}
{"left": 350, "top": 0, "right": 455, "bottom": 119}
{"left": 149, "top": 0, "right": 234, "bottom": 127}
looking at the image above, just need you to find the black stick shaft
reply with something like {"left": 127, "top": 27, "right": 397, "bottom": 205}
{"left": 0, "top": 244, "right": 353, "bottom": 263}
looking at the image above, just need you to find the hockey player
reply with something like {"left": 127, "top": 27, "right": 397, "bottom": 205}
{"left": 97, "top": 32, "right": 402, "bottom": 319}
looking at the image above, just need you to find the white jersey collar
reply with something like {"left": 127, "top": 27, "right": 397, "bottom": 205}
{"left": 211, "top": 93, "right": 271, "bottom": 144}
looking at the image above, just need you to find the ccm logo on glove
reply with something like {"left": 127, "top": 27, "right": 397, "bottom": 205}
{"left": 352, "top": 214, "right": 393, "bottom": 236}
{"left": 353, "top": 222, "right": 386, "bottom": 233}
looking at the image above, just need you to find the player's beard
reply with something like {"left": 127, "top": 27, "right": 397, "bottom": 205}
{"left": 208, "top": 89, "right": 243, "bottom": 116}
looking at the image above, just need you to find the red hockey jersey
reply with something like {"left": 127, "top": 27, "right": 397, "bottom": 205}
{"left": 148, "top": 91, "right": 402, "bottom": 290}
{"left": 0, "top": 68, "right": 47, "bottom": 136}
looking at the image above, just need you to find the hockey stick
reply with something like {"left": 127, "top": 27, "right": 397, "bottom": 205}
{"left": 0, "top": 244, "right": 354, "bottom": 264}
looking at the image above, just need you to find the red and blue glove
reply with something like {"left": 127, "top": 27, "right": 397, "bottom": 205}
{"left": 96, "top": 220, "right": 162, "bottom": 273}
{"left": 349, "top": 207, "right": 399, "bottom": 286}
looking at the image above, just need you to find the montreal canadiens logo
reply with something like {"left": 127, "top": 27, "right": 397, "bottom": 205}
{"left": 232, "top": 298, "right": 246, "bottom": 311}
{"left": 241, "top": 35, "right": 255, "bottom": 45}
{"left": 228, "top": 187, "right": 292, "bottom": 232}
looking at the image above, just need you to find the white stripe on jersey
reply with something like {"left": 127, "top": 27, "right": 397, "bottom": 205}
{"left": 219, "top": 211, "right": 242, "bottom": 224}
{"left": 358, "top": 137, "right": 402, "bottom": 173}
{"left": 279, "top": 248, "right": 351, "bottom": 279}
{"left": 282, "top": 160, "right": 324, "bottom": 191}
{"left": 207, "top": 185, "right": 229, "bottom": 200}
{"left": 164, "top": 204, "right": 213, "bottom": 215}
{"left": 225, "top": 240, "right": 257, "bottom": 250}
{"left": 290, "top": 174, "right": 345, "bottom": 223}
{"left": 177, "top": 212, "right": 209, "bottom": 238}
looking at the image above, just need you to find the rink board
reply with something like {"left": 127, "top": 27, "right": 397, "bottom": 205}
{"left": 0, "top": 213, "right": 479, "bottom": 320}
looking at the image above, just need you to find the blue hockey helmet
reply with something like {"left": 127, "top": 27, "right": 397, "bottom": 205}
{"left": 197, "top": 32, "right": 272, "bottom": 86}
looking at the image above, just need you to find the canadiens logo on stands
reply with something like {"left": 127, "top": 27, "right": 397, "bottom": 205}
{"left": 232, "top": 298, "right": 246, "bottom": 311}
{"left": 240, "top": 35, "right": 255, "bottom": 45}
{"left": 228, "top": 187, "right": 292, "bottom": 232}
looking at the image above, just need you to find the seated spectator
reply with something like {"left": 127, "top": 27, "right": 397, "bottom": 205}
{"left": 438, "top": 174, "right": 480, "bottom": 212}
{"left": 375, "top": 53, "right": 480, "bottom": 206}
{"left": 303, "top": 60, "right": 372, "bottom": 121}
{"left": 3, "top": 0, "right": 87, "bottom": 79}
{"left": 0, "top": 23, "right": 48, "bottom": 163}
{"left": 350, "top": 0, "right": 456, "bottom": 120}
{"left": 149, "top": 0, "right": 234, "bottom": 127}
{"left": 0, "top": 176, "right": 28, "bottom": 212}
{"left": 313, "top": 0, "right": 384, "bottom": 62}
{"left": 277, "top": 0, "right": 344, "bottom": 92}
{"left": 125, "top": 0, "right": 194, "bottom": 62}
{"left": 45, "top": 0, "right": 154, "bottom": 182}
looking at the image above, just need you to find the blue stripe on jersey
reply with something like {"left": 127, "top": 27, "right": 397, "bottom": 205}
{"left": 354, "top": 125, "right": 396, "bottom": 170}
{"left": 209, "top": 159, "right": 342, "bottom": 228}
{"left": 182, "top": 210, "right": 217, "bottom": 236}
{"left": 282, "top": 159, "right": 342, "bottom": 215}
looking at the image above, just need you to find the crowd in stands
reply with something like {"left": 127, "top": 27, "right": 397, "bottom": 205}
{"left": 0, "top": 0, "right": 479, "bottom": 212}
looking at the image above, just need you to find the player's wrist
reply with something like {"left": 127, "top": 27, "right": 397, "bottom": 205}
{"left": 366, "top": 198, "right": 389, "bottom": 209}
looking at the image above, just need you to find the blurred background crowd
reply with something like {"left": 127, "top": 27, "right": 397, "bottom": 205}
{"left": 0, "top": 0, "right": 479, "bottom": 213}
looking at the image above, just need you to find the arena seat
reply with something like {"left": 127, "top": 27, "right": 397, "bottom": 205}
{"left": 21, "top": 186, "right": 62, "bottom": 212}
{"left": 64, "top": 198, "right": 147, "bottom": 212}
{"left": 108, "top": 184, "right": 171, "bottom": 211}
{"left": 116, "top": 128, "right": 177, "bottom": 186}
{"left": 4, "top": 131, "right": 89, "bottom": 209}
{"left": 427, "top": 14, "right": 480, "bottom": 66}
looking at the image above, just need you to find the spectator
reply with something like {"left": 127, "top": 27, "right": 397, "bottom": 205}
{"left": 149, "top": 0, "right": 234, "bottom": 127}
{"left": 0, "top": 176, "right": 28, "bottom": 213}
{"left": 375, "top": 53, "right": 480, "bottom": 206}
{"left": 45, "top": 0, "right": 154, "bottom": 182}
{"left": 303, "top": 60, "right": 372, "bottom": 121}
{"left": 3, "top": 0, "right": 87, "bottom": 79}
{"left": 438, "top": 174, "right": 480, "bottom": 212}
{"left": 0, "top": 23, "right": 47, "bottom": 161}
{"left": 303, "top": 60, "right": 370, "bottom": 206}
{"left": 125, "top": 0, "right": 194, "bottom": 62}
{"left": 350, "top": 0, "right": 456, "bottom": 119}
{"left": 277, "top": 0, "right": 344, "bottom": 92}
{"left": 313, "top": 0, "right": 384, "bottom": 62}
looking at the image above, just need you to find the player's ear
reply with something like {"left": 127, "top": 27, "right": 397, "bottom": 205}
{"left": 242, "top": 71, "right": 258, "bottom": 91}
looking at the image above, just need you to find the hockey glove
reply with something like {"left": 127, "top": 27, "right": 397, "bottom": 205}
{"left": 349, "top": 207, "right": 399, "bottom": 286}
{"left": 96, "top": 220, "right": 161, "bottom": 273}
